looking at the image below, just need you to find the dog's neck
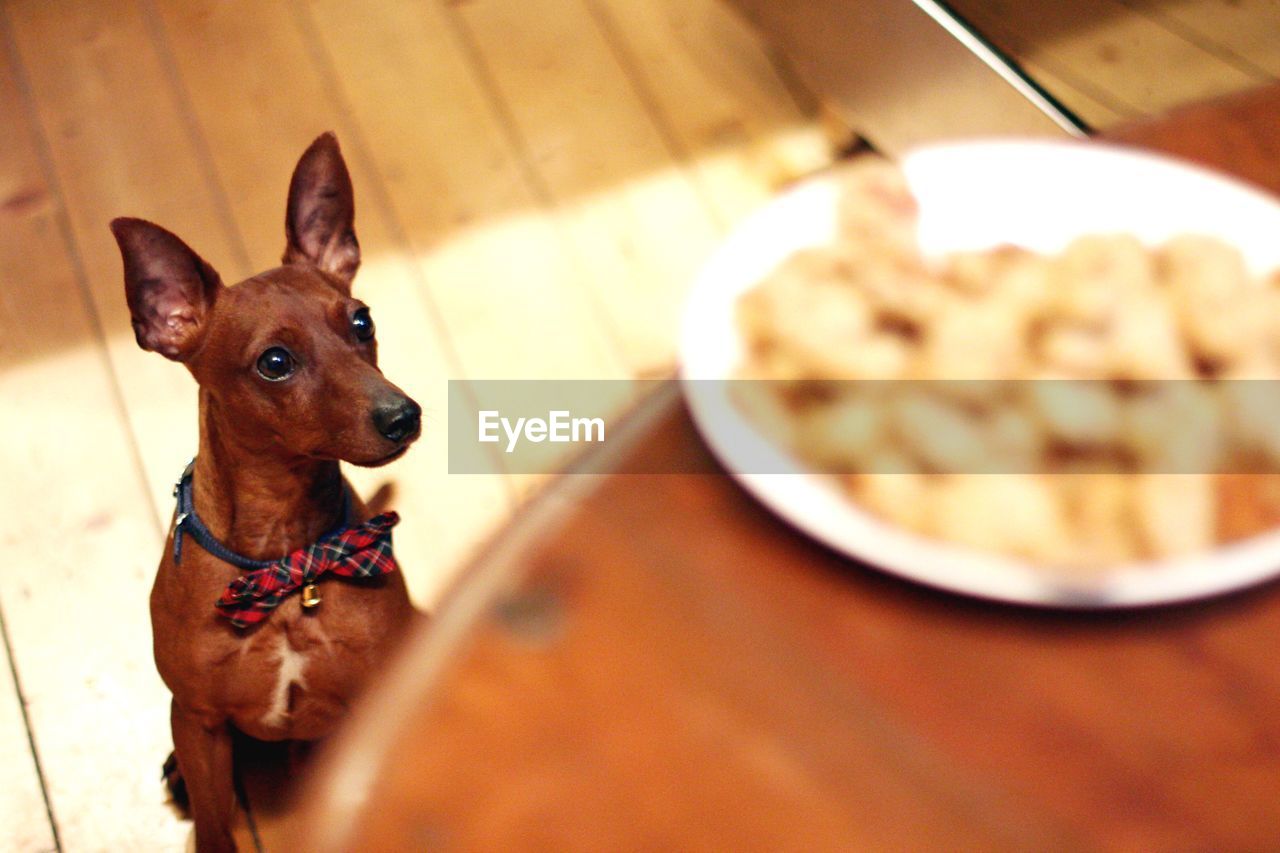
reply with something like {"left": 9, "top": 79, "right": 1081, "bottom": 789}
{"left": 192, "top": 392, "right": 346, "bottom": 561}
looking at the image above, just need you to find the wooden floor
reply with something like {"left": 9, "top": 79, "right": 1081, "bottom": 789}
{"left": 0, "top": 0, "right": 1275, "bottom": 849}
{"left": 948, "top": 0, "right": 1280, "bottom": 129}
{"left": 0, "top": 0, "right": 826, "bottom": 848}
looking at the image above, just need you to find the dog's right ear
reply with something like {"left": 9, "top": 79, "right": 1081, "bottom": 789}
{"left": 283, "top": 132, "right": 359, "bottom": 289}
{"left": 110, "top": 217, "right": 222, "bottom": 361}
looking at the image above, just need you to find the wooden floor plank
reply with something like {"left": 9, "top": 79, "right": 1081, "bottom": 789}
{"left": 148, "top": 0, "right": 514, "bottom": 606}
{"left": 296, "top": 0, "right": 636, "bottom": 493}
{"left": 295, "top": 0, "right": 628, "bottom": 378}
{"left": 585, "top": 0, "right": 831, "bottom": 226}
{"left": 1122, "top": 0, "right": 1280, "bottom": 78}
{"left": 1011, "top": 56, "right": 1137, "bottom": 129}
{"left": 921, "top": 0, "right": 1140, "bottom": 127}
{"left": 6, "top": 0, "right": 246, "bottom": 535}
{"left": 0, "top": 616, "right": 57, "bottom": 852}
{"left": 948, "top": 0, "right": 1264, "bottom": 117}
{"left": 0, "top": 9, "right": 189, "bottom": 848}
{"left": 449, "top": 0, "right": 723, "bottom": 375}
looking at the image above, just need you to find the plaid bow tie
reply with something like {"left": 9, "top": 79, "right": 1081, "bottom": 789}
{"left": 215, "top": 512, "right": 400, "bottom": 628}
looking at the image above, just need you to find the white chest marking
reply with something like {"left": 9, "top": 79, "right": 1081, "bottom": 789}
{"left": 261, "top": 635, "right": 308, "bottom": 730}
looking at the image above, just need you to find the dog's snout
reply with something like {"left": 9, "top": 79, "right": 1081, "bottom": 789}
{"left": 372, "top": 397, "right": 421, "bottom": 443}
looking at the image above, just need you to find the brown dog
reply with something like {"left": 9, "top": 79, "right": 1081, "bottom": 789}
{"left": 111, "top": 133, "right": 417, "bottom": 852}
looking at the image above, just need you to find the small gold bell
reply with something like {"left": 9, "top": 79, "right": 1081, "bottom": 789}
{"left": 301, "top": 583, "right": 322, "bottom": 609}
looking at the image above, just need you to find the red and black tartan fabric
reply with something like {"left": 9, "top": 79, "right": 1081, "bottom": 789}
{"left": 215, "top": 511, "right": 400, "bottom": 628}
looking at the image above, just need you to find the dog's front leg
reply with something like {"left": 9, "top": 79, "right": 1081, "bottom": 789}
{"left": 171, "top": 700, "right": 237, "bottom": 853}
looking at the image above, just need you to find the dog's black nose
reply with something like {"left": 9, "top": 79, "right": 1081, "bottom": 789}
{"left": 373, "top": 397, "right": 421, "bottom": 442}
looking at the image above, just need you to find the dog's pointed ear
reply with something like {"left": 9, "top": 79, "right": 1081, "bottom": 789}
{"left": 283, "top": 132, "right": 359, "bottom": 289}
{"left": 110, "top": 217, "right": 222, "bottom": 361}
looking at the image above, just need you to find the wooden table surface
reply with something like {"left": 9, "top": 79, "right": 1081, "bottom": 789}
{"left": 299, "top": 86, "right": 1280, "bottom": 851}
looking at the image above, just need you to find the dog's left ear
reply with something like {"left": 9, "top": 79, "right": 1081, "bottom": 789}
{"left": 111, "top": 217, "right": 222, "bottom": 361}
{"left": 283, "top": 132, "right": 360, "bottom": 289}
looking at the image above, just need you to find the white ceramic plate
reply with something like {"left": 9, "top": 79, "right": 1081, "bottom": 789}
{"left": 680, "top": 139, "right": 1280, "bottom": 608}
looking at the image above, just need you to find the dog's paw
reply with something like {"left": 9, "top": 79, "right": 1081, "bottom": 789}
{"left": 162, "top": 750, "right": 190, "bottom": 813}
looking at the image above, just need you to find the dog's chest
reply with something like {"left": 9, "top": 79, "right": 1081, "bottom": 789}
{"left": 211, "top": 586, "right": 407, "bottom": 741}
{"left": 234, "top": 618, "right": 333, "bottom": 736}
{"left": 258, "top": 633, "right": 309, "bottom": 731}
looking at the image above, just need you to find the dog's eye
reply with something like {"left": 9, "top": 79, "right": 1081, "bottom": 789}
{"left": 255, "top": 347, "right": 296, "bottom": 381}
{"left": 351, "top": 307, "right": 375, "bottom": 342}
